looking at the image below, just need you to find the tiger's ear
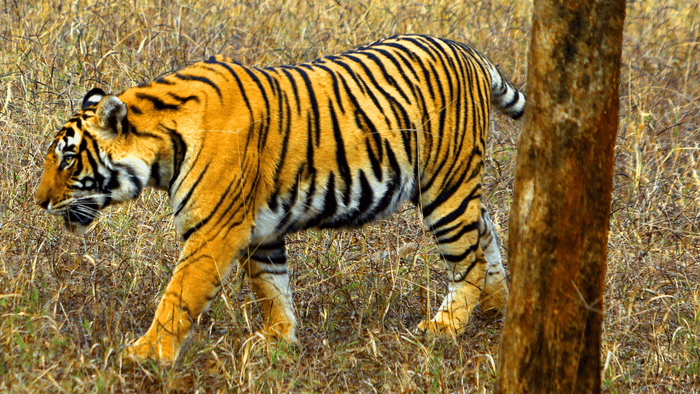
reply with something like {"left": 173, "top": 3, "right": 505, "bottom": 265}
{"left": 94, "top": 95, "right": 128, "bottom": 137}
{"left": 82, "top": 88, "right": 106, "bottom": 109}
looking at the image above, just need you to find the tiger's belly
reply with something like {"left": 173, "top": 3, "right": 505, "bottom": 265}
{"left": 249, "top": 170, "right": 417, "bottom": 245}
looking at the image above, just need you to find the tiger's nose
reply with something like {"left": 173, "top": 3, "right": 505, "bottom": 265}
{"left": 35, "top": 178, "right": 52, "bottom": 210}
{"left": 35, "top": 189, "right": 50, "bottom": 209}
{"left": 37, "top": 198, "right": 49, "bottom": 210}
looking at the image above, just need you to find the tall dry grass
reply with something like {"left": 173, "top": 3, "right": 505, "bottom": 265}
{"left": 0, "top": 0, "right": 697, "bottom": 392}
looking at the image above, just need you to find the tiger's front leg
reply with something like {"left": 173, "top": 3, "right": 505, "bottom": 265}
{"left": 241, "top": 239, "right": 298, "bottom": 344}
{"left": 126, "top": 231, "right": 244, "bottom": 362}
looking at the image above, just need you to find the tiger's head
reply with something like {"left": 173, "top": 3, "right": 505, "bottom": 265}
{"left": 35, "top": 88, "right": 153, "bottom": 233}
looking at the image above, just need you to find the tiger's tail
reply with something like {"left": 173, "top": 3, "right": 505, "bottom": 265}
{"left": 486, "top": 62, "right": 526, "bottom": 120}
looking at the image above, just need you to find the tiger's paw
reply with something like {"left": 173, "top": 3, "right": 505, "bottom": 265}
{"left": 256, "top": 322, "right": 300, "bottom": 347}
{"left": 480, "top": 279, "right": 509, "bottom": 317}
{"left": 247, "top": 331, "right": 300, "bottom": 350}
{"left": 479, "top": 293, "right": 508, "bottom": 318}
{"left": 241, "top": 327, "right": 300, "bottom": 357}
{"left": 414, "top": 319, "right": 463, "bottom": 340}
{"left": 122, "top": 335, "right": 180, "bottom": 365}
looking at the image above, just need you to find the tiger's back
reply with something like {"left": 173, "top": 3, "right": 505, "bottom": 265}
{"left": 129, "top": 35, "right": 524, "bottom": 243}
{"left": 36, "top": 34, "right": 524, "bottom": 362}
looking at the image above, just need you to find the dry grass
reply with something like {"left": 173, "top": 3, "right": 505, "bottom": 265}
{"left": 0, "top": 0, "right": 697, "bottom": 392}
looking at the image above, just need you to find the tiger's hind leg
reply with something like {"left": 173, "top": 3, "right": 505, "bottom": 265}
{"left": 477, "top": 208, "right": 508, "bottom": 315}
{"left": 241, "top": 239, "right": 298, "bottom": 345}
{"left": 416, "top": 193, "right": 508, "bottom": 337}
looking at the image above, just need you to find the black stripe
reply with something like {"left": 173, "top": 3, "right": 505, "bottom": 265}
{"left": 314, "top": 64, "right": 346, "bottom": 114}
{"left": 328, "top": 58, "right": 369, "bottom": 97}
{"left": 154, "top": 77, "right": 176, "bottom": 86}
{"left": 366, "top": 142, "right": 401, "bottom": 218}
{"left": 401, "top": 126, "right": 413, "bottom": 165}
{"left": 431, "top": 221, "right": 462, "bottom": 239}
{"left": 214, "top": 181, "right": 250, "bottom": 241}
{"left": 275, "top": 166, "right": 303, "bottom": 231}
{"left": 330, "top": 100, "right": 352, "bottom": 205}
{"left": 249, "top": 253, "right": 287, "bottom": 265}
{"left": 129, "top": 105, "right": 143, "bottom": 115}
{"left": 294, "top": 67, "right": 322, "bottom": 146}
{"left": 503, "top": 89, "right": 522, "bottom": 109}
{"left": 426, "top": 62, "right": 448, "bottom": 175}
{"left": 307, "top": 173, "right": 338, "bottom": 228}
{"left": 423, "top": 185, "right": 480, "bottom": 227}
{"left": 353, "top": 170, "right": 374, "bottom": 225}
{"left": 343, "top": 54, "right": 402, "bottom": 114}
{"left": 174, "top": 161, "right": 211, "bottom": 217}
{"left": 354, "top": 107, "right": 383, "bottom": 162}
{"left": 280, "top": 68, "right": 302, "bottom": 115}
{"left": 117, "top": 164, "right": 143, "bottom": 199}
{"left": 400, "top": 35, "right": 438, "bottom": 63}
{"left": 360, "top": 51, "right": 412, "bottom": 105}
{"left": 205, "top": 57, "right": 255, "bottom": 119}
{"left": 436, "top": 221, "right": 479, "bottom": 245}
{"left": 305, "top": 116, "right": 315, "bottom": 179}
{"left": 164, "top": 126, "right": 187, "bottom": 195}
{"left": 375, "top": 43, "right": 423, "bottom": 81}
{"left": 442, "top": 242, "right": 479, "bottom": 264}
{"left": 174, "top": 73, "right": 222, "bottom": 99}
{"left": 270, "top": 131, "right": 290, "bottom": 212}
{"left": 150, "top": 162, "right": 161, "bottom": 188}
{"left": 384, "top": 139, "right": 402, "bottom": 182}
{"left": 181, "top": 169, "right": 232, "bottom": 241}
{"left": 105, "top": 169, "right": 120, "bottom": 194}
{"left": 135, "top": 92, "right": 179, "bottom": 111}
{"left": 166, "top": 92, "right": 201, "bottom": 105}
{"left": 81, "top": 135, "right": 107, "bottom": 191}
{"left": 364, "top": 138, "right": 383, "bottom": 181}
{"left": 241, "top": 67, "right": 271, "bottom": 122}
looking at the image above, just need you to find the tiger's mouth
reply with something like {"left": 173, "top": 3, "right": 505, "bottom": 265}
{"left": 63, "top": 201, "right": 99, "bottom": 233}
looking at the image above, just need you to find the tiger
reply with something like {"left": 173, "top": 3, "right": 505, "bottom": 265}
{"left": 35, "top": 34, "right": 525, "bottom": 362}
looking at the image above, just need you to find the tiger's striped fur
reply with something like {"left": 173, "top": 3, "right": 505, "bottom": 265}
{"left": 35, "top": 34, "right": 525, "bottom": 362}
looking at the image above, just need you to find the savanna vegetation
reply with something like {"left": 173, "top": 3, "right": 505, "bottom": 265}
{"left": 0, "top": 0, "right": 697, "bottom": 392}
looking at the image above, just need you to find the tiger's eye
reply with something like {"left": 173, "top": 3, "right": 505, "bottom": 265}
{"left": 59, "top": 154, "right": 76, "bottom": 170}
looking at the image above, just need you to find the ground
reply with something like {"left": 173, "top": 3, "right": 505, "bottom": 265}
{"left": 0, "top": 0, "right": 698, "bottom": 392}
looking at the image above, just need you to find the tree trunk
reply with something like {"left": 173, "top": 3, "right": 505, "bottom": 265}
{"left": 495, "top": 1, "right": 626, "bottom": 393}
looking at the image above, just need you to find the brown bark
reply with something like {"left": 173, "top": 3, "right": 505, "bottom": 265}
{"left": 495, "top": 1, "right": 626, "bottom": 393}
